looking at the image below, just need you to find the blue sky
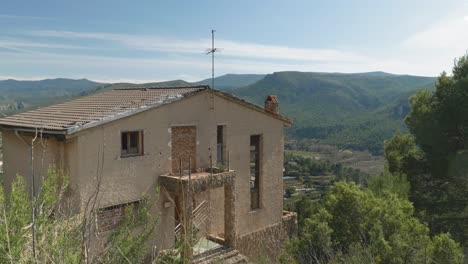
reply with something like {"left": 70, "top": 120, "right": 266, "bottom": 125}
{"left": 1, "top": 0, "right": 467, "bottom": 82}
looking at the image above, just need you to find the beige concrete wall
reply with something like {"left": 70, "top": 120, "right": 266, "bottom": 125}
{"left": 2, "top": 90, "right": 286, "bottom": 250}
{"left": 2, "top": 131, "right": 67, "bottom": 194}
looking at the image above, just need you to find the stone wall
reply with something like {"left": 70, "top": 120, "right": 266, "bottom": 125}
{"left": 236, "top": 211, "right": 297, "bottom": 262}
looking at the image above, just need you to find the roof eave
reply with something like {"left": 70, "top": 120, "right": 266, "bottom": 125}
{"left": 0, "top": 124, "right": 67, "bottom": 135}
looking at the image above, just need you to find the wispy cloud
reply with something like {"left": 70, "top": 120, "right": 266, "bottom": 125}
{"left": 6, "top": 10, "right": 468, "bottom": 82}
{"left": 28, "top": 30, "right": 370, "bottom": 63}
{"left": 0, "top": 14, "right": 55, "bottom": 20}
{"left": 402, "top": 13, "right": 468, "bottom": 73}
{"left": 0, "top": 75, "right": 55, "bottom": 81}
{"left": 0, "top": 39, "right": 90, "bottom": 50}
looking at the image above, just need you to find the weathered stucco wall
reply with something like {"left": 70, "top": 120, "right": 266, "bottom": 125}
{"left": 2, "top": 90, "right": 286, "bottom": 252}
{"left": 2, "top": 131, "right": 67, "bottom": 194}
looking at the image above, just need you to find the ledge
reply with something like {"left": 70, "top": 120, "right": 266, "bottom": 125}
{"left": 159, "top": 170, "right": 236, "bottom": 193}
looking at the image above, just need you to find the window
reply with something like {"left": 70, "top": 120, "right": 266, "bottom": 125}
{"left": 121, "top": 131, "right": 143, "bottom": 157}
{"left": 217, "top": 125, "right": 225, "bottom": 166}
{"left": 250, "top": 135, "right": 261, "bottom": 209}
{"left": 96, "top": 201, "right": 140, "bottom": 233}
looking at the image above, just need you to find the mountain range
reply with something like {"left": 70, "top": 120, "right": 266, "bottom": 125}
{"left": 0, "top": 72, "right": 436, "bottom": 154}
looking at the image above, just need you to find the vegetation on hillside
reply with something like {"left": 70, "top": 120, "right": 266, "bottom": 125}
{"left": 283, "top": 55, "right": 468, "bottom": 263}
{"left": 0, "top": 167, "right": 162, "bottom": 263}
{"left": 283, "top": 151, "right": 371, "bottom": 211}
{"left": 192, "top": 73, "right": 265, "bottom": 90}
{"left": 233, "top": 71, "right": 435, "bottom": 154}
{"left": 0, "top": 73, "right": 436, "bottom": 155}
{"left": 283, "top": 181, "right": 464, "bottom": 264}
{"left": 0, "top": 79, "right": 104, "bottom": 116}
{"left": 385, "top": 55, "right": 468, "bottom": 250}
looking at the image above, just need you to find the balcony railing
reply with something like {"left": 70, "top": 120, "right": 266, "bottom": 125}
{"left": 159, "top": 170, "right": 235, "bottom": 193}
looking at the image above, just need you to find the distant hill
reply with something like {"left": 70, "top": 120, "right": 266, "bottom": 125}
{"left": 233, "top": 71, "right": 436, "bottom": 154}
{"left": 100, "top": 80, "right": 191, "bottom": 90}
{"left": 0, "top": 78, "right": 103, "bottom": 99}
{"left": 79, "top": 80, "right": 193, "bottom": 96}
{"left": 0, "top": 78, "right": 105, "bottom": 115}
{"left": 192, "top": 74, "right": 265, "bottom": 90}
{"left": 0, "top": 72, "right": 437, "bottom": 154}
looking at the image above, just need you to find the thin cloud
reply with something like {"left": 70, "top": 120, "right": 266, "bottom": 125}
{"left": 0, "top": 45, "right": 433, "bottom": 79}
{"left": 0, "top": 39, "right": 90, "bottom": 50}
{"left": 0, "top": 14, "right": 55, "bottom": 20}
{"left": 0, "top": 75, "right": 55, "bottom": 81}
{"left": 10, "top": 14, "right": 467, "bottom": 81}
{"left": 28, "top": 30, "right": 370, "bottom": 63}
{"left": 400, "top": 12, "right": 468, "bottom": 74}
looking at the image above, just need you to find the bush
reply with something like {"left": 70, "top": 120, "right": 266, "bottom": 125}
{"left": 0, "top": 166, "right": 160, "bottom": 263}
{"left": 285, "top": 182, "right": 464, "bottom": 263}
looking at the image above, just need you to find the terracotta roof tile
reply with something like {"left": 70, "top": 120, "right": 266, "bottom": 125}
{"left": 0, "top": 86, "right": 208, "bottom": 133}
{"left": 0, "top": 85, "right": 293, "bottom": 134}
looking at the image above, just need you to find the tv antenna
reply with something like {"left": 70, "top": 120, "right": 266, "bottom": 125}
{"left": 206, "top": 29, "right": 220, "bottom": 89}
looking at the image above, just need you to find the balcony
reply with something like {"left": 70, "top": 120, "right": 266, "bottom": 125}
{"left": 159, "top": 169, "right": 238, "bottom": 248}
{"left": 159, "top": 170, "right": 236, "bottom": 193}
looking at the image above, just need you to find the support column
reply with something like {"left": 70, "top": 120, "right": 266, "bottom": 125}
{"left": 182, "top": 186, "right": 193, "bottom": 259}
{"left": 224, "top": 182, "right": 237, "bottom": 248}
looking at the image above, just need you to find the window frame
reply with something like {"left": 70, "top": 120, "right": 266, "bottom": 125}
{"left": 217, "top": 125, "right": 227, "bottom": 166}
{"left": 250, "top": 134, "right": 262, "bottom": 210}
{"left": 120, "top": 130, "right": 144, "bottom": 158}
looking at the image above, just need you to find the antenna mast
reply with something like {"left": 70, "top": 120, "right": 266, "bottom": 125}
{"left": 206, "top": 29, "right": 219, "bottom": 89}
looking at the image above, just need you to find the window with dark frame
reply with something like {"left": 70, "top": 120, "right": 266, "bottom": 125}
{"left": 250, "top": 135, "right": 261, "bottom": 210}
{"left": 217, "top": 125, "right": 225, "bottom": 166}
{"left": 121, "top": 131, "right": 143, "bottom": 157}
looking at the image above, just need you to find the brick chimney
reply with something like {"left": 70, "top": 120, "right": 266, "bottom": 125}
{"left": 264, "top": 95, "right": 279, "bottom": 114}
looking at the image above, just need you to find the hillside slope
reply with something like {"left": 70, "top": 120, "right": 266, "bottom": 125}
{"left": 0, "top": 73, "right": 436, "bottom": 154}
{"left": 193, "top": 74, "right": 265, "bottom": 90}
{"left": 0, "top": 78, "right": 104, "bottom": 115}
{"left": 233, "top": 71, "right": 436, "bottom": 154}
{"left": 79, "top": 80, "right": 192, "bottom": 96}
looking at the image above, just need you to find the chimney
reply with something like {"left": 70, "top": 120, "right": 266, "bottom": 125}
{"left": 264, "top": 95, "right": 279, "bottom": 114}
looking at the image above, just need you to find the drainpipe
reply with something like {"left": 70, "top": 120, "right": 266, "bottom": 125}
{"left": 15, "top": 129, "right": 38, "bottom": 263}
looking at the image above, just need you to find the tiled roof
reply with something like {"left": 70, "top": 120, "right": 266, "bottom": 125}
{"left": 0, "top": 86, "right": 208, "bottom": 133}
{"left": 0, "top": 85, "right": 292, "bottom": 135}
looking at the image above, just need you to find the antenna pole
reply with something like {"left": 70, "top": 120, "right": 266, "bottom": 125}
{"left": 211, "top": 29, "right": 215, "bottom": 89}
{"left": 206, "top": 29, "right": 218, "bottom": 90}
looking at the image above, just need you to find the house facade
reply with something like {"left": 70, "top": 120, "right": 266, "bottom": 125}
{"left": 0, "top": 86, "right": 296, "bottom": 261}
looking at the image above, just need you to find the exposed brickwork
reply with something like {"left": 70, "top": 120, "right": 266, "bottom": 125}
{"left": 264, "top": 95, "right": 279, "bottom": 114}
{"left": 171, "top": 126, "right": 197, "bottom": 173}
{"left": 96, "top": 201, "right": 140, "bottom": 233}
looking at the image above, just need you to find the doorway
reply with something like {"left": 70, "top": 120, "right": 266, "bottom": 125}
{"left": 171, "top": 126, "right": 197, "bottom": 173}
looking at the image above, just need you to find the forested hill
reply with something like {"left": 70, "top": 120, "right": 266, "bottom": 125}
{"left": 0, "top": 78, "right": 105, "bottom": 115}
{"left": 192, "top": 74, "right": 265, "bottom": 90}
{"left": 0, "top": 72, "right": 436, "bottom": 154}
{"left": 233, "top": 71, "right": 436, "bottom": 154}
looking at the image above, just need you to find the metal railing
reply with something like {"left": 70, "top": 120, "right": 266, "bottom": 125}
{"left": 175, "top": 150, "right": 230, "bottom": 177}
{"left": 175, "top": 200, "right": 209, "bottom": 238}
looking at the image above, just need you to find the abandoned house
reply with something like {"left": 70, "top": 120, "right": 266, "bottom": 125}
{"left": 0, "top": 85, "right": 297, "bottom": 261}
